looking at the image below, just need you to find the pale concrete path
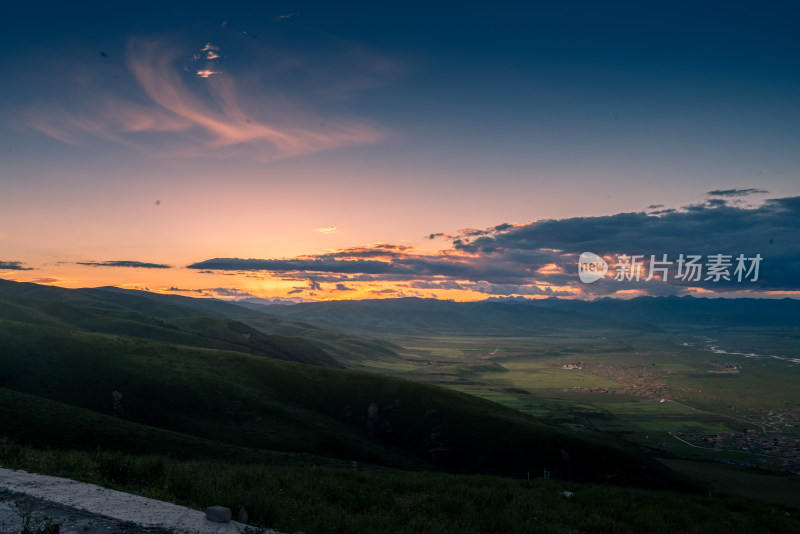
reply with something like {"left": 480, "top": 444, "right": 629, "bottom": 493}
{"left": 0, "top": 466, "right": 279, "bottom": 533}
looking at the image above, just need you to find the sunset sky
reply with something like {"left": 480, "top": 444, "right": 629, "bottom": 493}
{"left": 2, "top": 2, "right": 799, "bottom": 300}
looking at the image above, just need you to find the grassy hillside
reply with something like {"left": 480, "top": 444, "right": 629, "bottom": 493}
{"left": 0, "top": 320, "right": 397, "bottom": 462}
{"left": 3, "top": 279, "right": 799, "bottom": 530}
{"left": 0, "top": 387, "right": 345, "bottom": 467}
{"left": 169, "top": 315, "right": 342, "bottom": 367}
{"left": 3, "top": 443, "right": 797, "bottom": 534}
{"left": 0, "top": 292, "right": 340, "bottom": 368}
{"left": 0, "top": 278, "right": 401, "bottom": 365}
{"left": 0, "top": 278, "right": 257, "bottom": 320}
{"left": 241, "top": 314, "right": 407, "bottom": 364}
{"left": 0, "top": 316, "right": 691, "bottom": 489}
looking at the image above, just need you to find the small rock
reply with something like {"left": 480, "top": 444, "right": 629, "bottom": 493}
{"left": 206, "top": 505, "right": 232, "bottom": 523}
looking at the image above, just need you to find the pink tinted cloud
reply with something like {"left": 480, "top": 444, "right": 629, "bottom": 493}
{"left": 26, "top": 37, "right": 390, "bottom": 160}
{"left": 25, "top": 98, "right": 191, "bottom": 146}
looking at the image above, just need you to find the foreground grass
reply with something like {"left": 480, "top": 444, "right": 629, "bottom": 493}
{"left": 1, "top": 442, "right": 797, "bottom": 534}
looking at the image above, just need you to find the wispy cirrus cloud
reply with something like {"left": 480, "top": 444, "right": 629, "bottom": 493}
{"left": 25, "top": 36, "right": 391, "bottom": 160}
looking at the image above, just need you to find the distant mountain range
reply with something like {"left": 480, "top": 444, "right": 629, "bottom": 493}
{"left": 535, "top": 295, "right": 800, "bottom": 328}
{"left": 244, "top": 297, "right": 660, "bottom": 337}
{"left": 248, "top": 294, "right": 800, "bottom": 337}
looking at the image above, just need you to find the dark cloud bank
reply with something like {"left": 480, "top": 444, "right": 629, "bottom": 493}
{"left": 188, "top": 196, "right": 800, "bottom": 297}
{"left": 79, "top": 260, "right": 172, "bottom": 269}
{"left": 707, "top": 188, "right": 769, "bottom": 197}
{"left": 0, "top": 261, "right": 33, "bottom": 271}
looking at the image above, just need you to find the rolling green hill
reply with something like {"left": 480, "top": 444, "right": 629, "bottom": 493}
{"left": 0, "top": 291, "right": 340, "bottom": 368}
{"left": 0, "top": 280, "right": 693, "bottom": 490}
{"left": 0, "top": 386, "right": 348, "bottom": 467}
{"left": 0, "top": 278, "right": 402, "bottom": 365}
{"left": 3, "top": 279, "right": 799, "bottom": 532}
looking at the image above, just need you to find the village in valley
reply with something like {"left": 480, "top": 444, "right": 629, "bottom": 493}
{"left": 671, "top": 408, "right": 800, "bottom": 472}
{"left": 548, "top": 358, "right": 800, "bottom": 473}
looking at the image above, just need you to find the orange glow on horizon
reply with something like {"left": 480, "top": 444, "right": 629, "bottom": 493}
{"left": 536, "top": 263, "right": 564, "bottom": 275}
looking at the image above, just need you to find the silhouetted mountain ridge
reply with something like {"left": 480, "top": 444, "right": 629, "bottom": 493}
{"left": 252, "top": 296, "right": 663, "bottom": 336}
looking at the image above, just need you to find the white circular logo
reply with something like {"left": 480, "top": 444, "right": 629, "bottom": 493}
{"left": 578, "top": 252, "right": 608, "bottom": 283}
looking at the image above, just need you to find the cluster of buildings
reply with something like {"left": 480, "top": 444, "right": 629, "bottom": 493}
{"left": 672, "top": 421, "right": 800, "bottom": 472}
{"left": 707, "top": 361, "right": 741, "bottom": 374}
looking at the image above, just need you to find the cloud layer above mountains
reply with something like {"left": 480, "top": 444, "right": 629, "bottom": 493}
{"left": 188, "top": 196, "right": 799, "bottom": 298}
